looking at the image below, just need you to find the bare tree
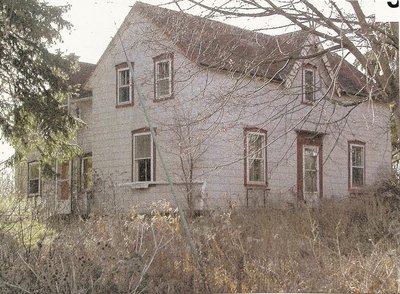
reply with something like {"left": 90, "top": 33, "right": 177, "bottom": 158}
{"left": 171, "top": 0, "right": 398, "bottom": 146}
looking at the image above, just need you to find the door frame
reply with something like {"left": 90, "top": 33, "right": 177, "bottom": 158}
{"left": 296, "top": 130, "right": 324, "bottom": 201}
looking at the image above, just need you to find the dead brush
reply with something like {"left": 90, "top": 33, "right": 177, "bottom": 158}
{"left": 0, "top": 191, "right": 399, "bottom": 293}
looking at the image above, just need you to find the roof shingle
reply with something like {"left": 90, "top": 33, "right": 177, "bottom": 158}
{"left": 68, "top": 62, "right": 96, "bottom": 98}
{"left": 135, "top": 2, "right": 368, "bottom": 96}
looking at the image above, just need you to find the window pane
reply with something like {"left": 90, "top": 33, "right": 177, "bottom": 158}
{"left": 157, "top": 61, "right": 170, "bottom": 79}
{"left": 135, "top": 134, "right": 151, "bottom": 158}
{"left": 304, "top": 70, "right": 314, "bottom": 101}
{"left": 29, "top": 179, "right": 39, "bottom": 194}
{"left": 119, "top": 70, "right": 130, "bottom": 86}
{"left": 82, "top": 157, "right": 93, "bottom": 191}
{"left": 60, "top": 162, "right": 69, "bottom": 179}
{"left": 137, "top": 159, "right": 151, "bottom": 182}
{"left": 83, "top": 157, "right": 92, "bottom": 175}
{"left": 157, "top": 79, "right": 170, "bottom": 97}
{"left": 352, "top": 167, "right": 364, "bottom": 187}
{"left": 60, "top": 182, "right": 70, "bottom": 200}
{"left": 305, "top": 70, "right": 313, "bottom": 85}
{"left": 304, "top": 171, "right": 318, "bottom": 193}
{"left": 248, "top": 134, "right": 263, "bottom": 159}
{"left": 304, "top": 147, "right": 318, "bottom": 170}
{"left": 29, "top": 163, "right": 39, "bottom": 179}
{"left": 249, "top": 159, "right": 264, "bottom": 182}
{"left": 119, "top": 87, "right": 130, "bottom": 103}
{"left": 28, "top": 162, "right": 40, "bottom": 195}
{"left": 304, "top": 146, "right": 318, "bottom": 194}
{"left": 352, "top": 146, "right": 363, "bottom": 166}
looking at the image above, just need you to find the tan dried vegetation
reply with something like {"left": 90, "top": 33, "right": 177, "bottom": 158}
{"left": 0, "top": 177, "right": 399, "bottom": 293}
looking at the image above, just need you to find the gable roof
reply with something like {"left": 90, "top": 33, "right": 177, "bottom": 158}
{"left": 68, "top": 62, "right": 96, "bottom": 98}
{"left": 326, "top": 53, "right": 368, "bottom": 97}
{"left": 136, "top": 2, "right": 307, "bottom": 82}
{"left": 135, "top": 2, "right": 368, "bottom": 97}
{"left": 84, "top": 2, "right": 368, "bottom": 98}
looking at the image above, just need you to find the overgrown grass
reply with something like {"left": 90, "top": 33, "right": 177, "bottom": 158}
{"left": 0, "top": 187, "right": 399, "bottom": 293}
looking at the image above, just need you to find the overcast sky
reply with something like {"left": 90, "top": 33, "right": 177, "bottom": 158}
{"left": 47, "top": 0, "right": 150, "bottom": 63}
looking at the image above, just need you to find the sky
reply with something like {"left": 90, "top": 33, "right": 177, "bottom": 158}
{"left": 47, "top": 0, "right": 150, "bottom": 63}
{"left": 0, "top": 0, "right": 380, "bottom": 163}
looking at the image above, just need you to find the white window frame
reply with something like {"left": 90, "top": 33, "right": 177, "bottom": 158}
{"left": 117, "top": 67, "right": 132, "bottom": 105}
{"left": 133, "top": 132, "right": 154, "bottom": 182}
{"left": 303, "top": 68, "right": 315, "bottom": 103}
{"left": 28, "top": 161, "right": 41, "bottom": 196}
{"left": 350, "top": 143, "right": 365, "bottom": 188}
{"left": 246, "top": 131, "right": 267, "bottom": 185}
{"left": 81, "top": 155, "right": 93, "bottom": 192}
{"left": 155, "top": 59, "right": 172, "bottom": 99}
{"left": 303, "top": 145, "right": 319, "bottom": 195}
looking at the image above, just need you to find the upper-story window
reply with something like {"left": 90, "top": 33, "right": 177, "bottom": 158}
{"left": 153, "top": 53, "right": 173, "bottom": 100}
{"left": 349, "top": 141, "right": 365, "bottom": 189}
{"left": 116, "top": 63, "right": 133, "bottom": 106}
{"left": 303, "top": 66, "right": 316, "bottom": 103}
{"left": 244, "top": 128, "right": 267, "bottom": 186}
{"left": 28, "top": 161, "right": 41, "bottom": 196}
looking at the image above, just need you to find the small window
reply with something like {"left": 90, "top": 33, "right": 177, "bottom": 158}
{"left": 245, "top": 129, "right": 267, "bottom": 185}
{"left": 133, "top": 132, "right": 154, "bottom": 182}
{"left": 154, "top": 53, "right": 173, "bottom": 100}
{"left": 349, "top": 142, "right": 365, "bottom": 188}
{"left": 303, "top": 68, "right": 315, "bottom": 103}
{"left": 116, "top": 62, "right": 134, "bottom": 106}
{"left": 81, "top": 156, "right": 93, "bottom": 192}
{"left": 117, "top": 68, "right": 131, "bottom": 104}
{"left": 56, "top": 161, "right": 70, "bottom": 200}
{"left": 28, "top": 161, "right": 40, "bottom": 196}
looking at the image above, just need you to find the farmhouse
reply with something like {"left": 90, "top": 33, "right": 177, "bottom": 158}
{"left": 19, "top": 2, "right": 391, "bottom": 215}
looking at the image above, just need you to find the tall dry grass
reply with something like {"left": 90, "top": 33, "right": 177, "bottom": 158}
{"left": 0, "top": 186, "right": 399, "bottom": 293}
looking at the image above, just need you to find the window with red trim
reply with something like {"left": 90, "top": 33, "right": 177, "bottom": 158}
{"left": 28, "top": 161, "right": 41, "bottom": 196}
{"left": 153, "top": 53, "right": 173, "bottom": 100}
{"left": 303, "top": 66, "right": 316, "bottom": 103}
{"left": 132, "top": 130, "right": 156, "bottom": 182}
{"left": 349, "top": 142, "right": 365, "bottom": 188}
{"left": 244, "top": 129, "right": 267, "bottom": 186}
{"left": 116, "top": 63, "right": 134, "bottom": 106}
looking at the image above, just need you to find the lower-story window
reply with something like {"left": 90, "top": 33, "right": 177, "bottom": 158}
{"left": 303, "top": 145, "right": 319, "bottom": 194}
{"left": 244, "top": 128, "right": 267, "bottom": 186}
{"left": 296, "top": 130, "right": 324, "bottom": 200}
{"left": 56, "top": 161, "right": 71, "bottom": 200}
{"left": 28, "top": 161, "right": 40, "bottom": 196}
{"left": 133, "top": 131, "right": 154, "bottom": 182}
{"left": 81, "top": 155, "right": 93, "bottom": 192}
{"left": 349, "top": 141, "right": 365, "bottom": 188}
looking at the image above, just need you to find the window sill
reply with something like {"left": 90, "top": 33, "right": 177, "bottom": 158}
{"left": 154, "top": 94, "right": 174, "bottom": 102}
{"left": 349, "top": 186, "right": 368, "bottom": 197}
{"left": 116, "top": 102, "right": 134, "bottom": 108}
{"left": 28, "top": 193, "right": 40, "bottom": 197}
{"left": 349, "top": 186, "right": 366, "bottom": 192}
{"left": 116, "top": 182, "right": 153, "bottom": 189}
{"left": 80, "top": 189, "right": 93, "bottom": 193}
{"left": 245, "top": 183, "right": 269, "bottom": 190}
{"left": 115, "top": 180, "right": 205, "bottom": 189}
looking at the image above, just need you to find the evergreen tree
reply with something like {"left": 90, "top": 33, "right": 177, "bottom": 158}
{"left": 0, "top": 0, "right": 80, "bottom": 165}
